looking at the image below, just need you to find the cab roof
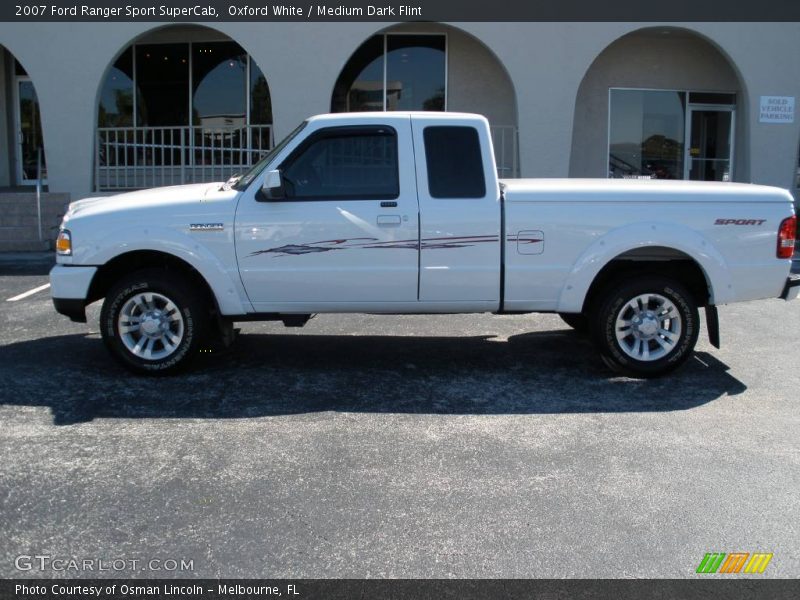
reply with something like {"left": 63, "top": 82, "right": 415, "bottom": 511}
{"left": 306, "top": 111, "right": 486, "bottom": 122}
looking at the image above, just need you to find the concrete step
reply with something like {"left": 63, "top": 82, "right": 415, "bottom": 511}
{"left": 0, "top": 214, "right": 63, "bottom": 228}
{"left": 0, "top": 240, "right": 51, "bottom": 252}
{"left": 0, "top": 226, "right": 52, "bottom": 241}
{"left": 0, "top": 203, "right": 67, "bottom": 216}
{"left": 0, "top": 192, "right": 70, "bottom": 202}
{"left": 0, "top": 194, "right": 70, "bottom": 218}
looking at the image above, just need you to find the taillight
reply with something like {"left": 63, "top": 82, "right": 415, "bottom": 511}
{"left": 777, "top": 215, "right": 796, "bottom": 259}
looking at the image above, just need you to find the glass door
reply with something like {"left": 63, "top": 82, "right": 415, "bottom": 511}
{"left": 14, "top": 77, "right": 47, "bottom": 184}
{"left": 685, "top": 105, "right": 734, "bottom": 181}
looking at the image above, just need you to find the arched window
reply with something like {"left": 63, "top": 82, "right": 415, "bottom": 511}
{"left": 99, "top": 41, "right": 271, "bottom": 128}
{"left": 96, "top": 32, "right": 273, "bottom": 190}
{"left": 332, "top": 34, "right": 446, "bottom": 112}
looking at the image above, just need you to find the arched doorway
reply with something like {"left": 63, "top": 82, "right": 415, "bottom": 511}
{"left": 331, "top": 23, "right": 519, "bottom": 177}
{"left": 1, "top": 45, "right": 46, "bottom": 187}
{"left": 569, "top": 27, "right": 745, "bottom": 182}
{"left": 95, "top": 26, "right": 273, "bottom": 191}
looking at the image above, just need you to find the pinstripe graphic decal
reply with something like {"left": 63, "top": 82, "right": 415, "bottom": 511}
{"left": 247, "top": 235, "right": 501, "bottom": 257}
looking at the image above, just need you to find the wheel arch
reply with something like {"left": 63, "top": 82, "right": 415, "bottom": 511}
{"left": 556, "top": 222, "right": 734, "bottom": 313}
{"left": 86, "top": 249, "right": 231, "bottom": 316}
{"left": 75, "top": 224, "right": 252, "bottom": 316}
{"left": 579, "top": 246, "right": 712, "bottom": 315}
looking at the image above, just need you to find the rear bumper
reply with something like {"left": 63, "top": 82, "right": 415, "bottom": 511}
{"left": 780, "top": 274, "right": 800, "bottom": 300}
{"left": 49, "top": 264, "right": 97, "bottom": 323}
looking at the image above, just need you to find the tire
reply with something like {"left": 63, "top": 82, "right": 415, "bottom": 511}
{"left": 100, "top": 269, "right": 210, "bottom": 375}
{"left": 591, "top": 276, "right": 699, "bottom": 378}
{"left": 558, "top": 312, "right": 589, "bottom": 333}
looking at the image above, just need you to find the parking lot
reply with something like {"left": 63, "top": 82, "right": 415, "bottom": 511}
{"left": 0, "top": 254, "right": 798, "bottom": 578}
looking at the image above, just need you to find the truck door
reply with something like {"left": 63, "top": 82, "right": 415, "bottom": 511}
{"left": 411, "top": 116, "right": 501, "bottom": 308}
{"left": 235, "top": 120, "right": 420, "bottom": 310}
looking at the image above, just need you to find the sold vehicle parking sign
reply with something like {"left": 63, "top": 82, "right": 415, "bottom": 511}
{"left": 759, "top": 96, "right": 795, "bottom": 123}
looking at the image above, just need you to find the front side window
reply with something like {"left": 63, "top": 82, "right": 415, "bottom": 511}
{"left": 232, "top": 121, "right": 307, "bottom": 190}
{"left": 281, "top": 128, "right": 399, "bottom": 200}
{"left": 423, "top": 126, "right": 486, "bottom": 198}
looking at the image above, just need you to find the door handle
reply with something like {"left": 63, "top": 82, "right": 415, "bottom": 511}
{"left": 377, "top": 215, "right": 401, "bottom": 226}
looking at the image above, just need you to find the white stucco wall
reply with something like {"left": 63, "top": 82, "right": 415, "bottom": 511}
{"left": 0, "top": 21, "right": 799, "bottom": 199}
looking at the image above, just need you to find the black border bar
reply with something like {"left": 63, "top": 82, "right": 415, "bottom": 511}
{"left": 2, "top": 0, "right": 800, "bottom": 22}
{"left": 3, "top": 579, "right": 800, "bottom": 600}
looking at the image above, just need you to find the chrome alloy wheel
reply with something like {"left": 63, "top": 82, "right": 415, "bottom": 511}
{"left": 614, "top": 293, "right": 682, "bottom": 362}
{"left": 117, "top": 292, "right": 185, "bottom": 361}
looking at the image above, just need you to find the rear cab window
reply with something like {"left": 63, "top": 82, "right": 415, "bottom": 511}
{"left": 423, "top": 126, "right": 486, "bottom": 199}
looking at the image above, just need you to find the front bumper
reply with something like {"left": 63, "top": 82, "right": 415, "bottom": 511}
{"left": 53, "top": 298, "right": 88, "bottom": 323}
{"left": 49, "top": 264, "right": 97, "bottom": 323}
{"left": 780, "top": 274, "right": 800, "bottom": 300}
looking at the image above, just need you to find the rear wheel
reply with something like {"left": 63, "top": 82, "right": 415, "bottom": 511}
{"left": 100, "top": 269, "right": 210, "bottom": 374}
{"left": 591, "top": 276, "right": 699, "bottom": 378}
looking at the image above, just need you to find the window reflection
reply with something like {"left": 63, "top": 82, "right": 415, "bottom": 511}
{"left": 98, "top": 48, "right": 134, "bottom": 127}
{"left": 331, "top": 35, "right": 385, "bottom": 112}
{"left": 192, "top": 42, "right": 246, "bottom": 128}
{"left": 331, "top": 34, "right": 446, "bottom": 113}
{"left": 609, "top": 90, "right": 685, "bottom": 179}
{"left": 386, "top": 35, "right": 445, "bottom": 111}
{"left": 250, "top": 63, "right": 272, "bottom": 125}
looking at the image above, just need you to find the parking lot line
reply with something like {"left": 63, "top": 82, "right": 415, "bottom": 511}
{"left": 6, "top": 283, "right": 51, "bottom": 302}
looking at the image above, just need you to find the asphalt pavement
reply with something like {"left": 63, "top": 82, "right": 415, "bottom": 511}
{"left": 0, "top": 254, "right": 798, "bottom": 578}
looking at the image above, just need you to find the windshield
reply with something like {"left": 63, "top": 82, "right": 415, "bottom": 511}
{"left": 232, "top": 120, "right": 308, "bottom": 191}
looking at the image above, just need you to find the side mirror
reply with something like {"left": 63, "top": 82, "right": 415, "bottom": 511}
{"left": 259, "top": 169, "right": 285, "bottom": 201}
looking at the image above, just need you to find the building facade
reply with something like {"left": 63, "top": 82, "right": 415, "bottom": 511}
{"left": 2, "top": 21, "right": 800, "bottom": 221}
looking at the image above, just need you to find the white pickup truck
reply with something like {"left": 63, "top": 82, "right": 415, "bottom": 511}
{"left": 50, "top": 112, "right": 798, "bottom": 377}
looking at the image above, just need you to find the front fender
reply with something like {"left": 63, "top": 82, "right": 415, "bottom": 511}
{"left": 556, "top": 221, "right": 733, "bottom": 313}
{"left": 75, "top": 226, "right": 252, "bottom": 316}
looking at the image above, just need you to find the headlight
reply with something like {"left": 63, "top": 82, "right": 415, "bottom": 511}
{"left": 56, "top": 229, "right": 72, "bottom": 255}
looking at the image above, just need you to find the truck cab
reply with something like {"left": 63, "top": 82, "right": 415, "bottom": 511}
{"left": 233, "top": 112, "right": 502, "bottom": 313}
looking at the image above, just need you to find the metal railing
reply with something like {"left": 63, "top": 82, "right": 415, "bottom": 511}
{"left": 491, "top": 125, "right": 520, "bottom": 178}
{"left": 96, "top": 124, "right": 519, "bottom": 191}
{"left": 95, "top": 125, "right": 273, "bottom": 191}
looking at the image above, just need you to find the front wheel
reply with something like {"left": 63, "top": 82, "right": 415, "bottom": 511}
{"left": 100, "top": 269, "right": 209, "bottom": 374}
{"left": 591, "top": 277, "right": 699, "bottom": 378}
